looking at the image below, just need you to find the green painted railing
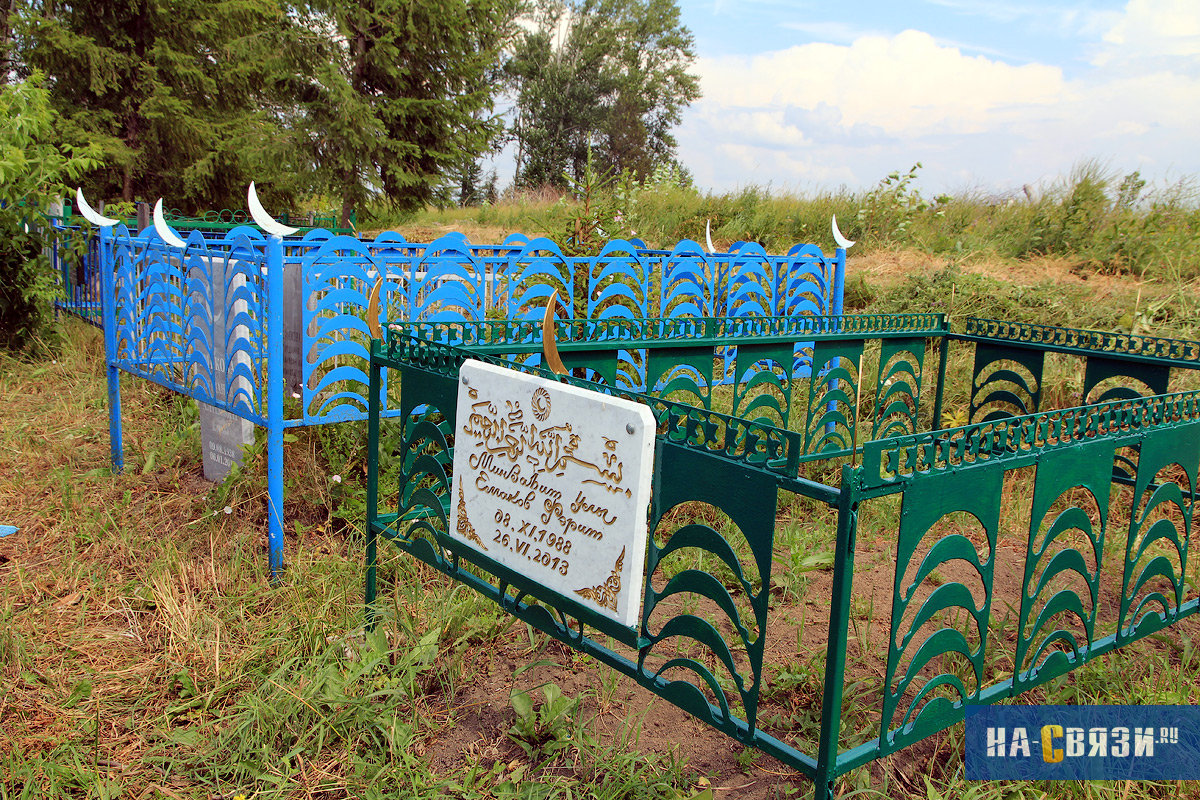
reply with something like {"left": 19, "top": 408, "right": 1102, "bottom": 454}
{"left": 54, "top": 202, "right": 355, "bottom": 235}
{"left": 140, "top": 207, "right": 355, "bottom": 234}
{"left": 366, "top": 314, "right": 1200, "bottom": 797}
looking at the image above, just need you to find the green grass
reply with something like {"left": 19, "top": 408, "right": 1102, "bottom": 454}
{"left": 0, "top": 325, "right": 699, "bottom": 800}
{"left": 394, "top": 161, "right": 1200, "bottom": 283}
{"left": 3, "top": 236, "right": 1200, "bottom": 800}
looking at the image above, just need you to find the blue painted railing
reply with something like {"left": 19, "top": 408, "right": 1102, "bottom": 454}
{"left": 90, "top": 222, "right": 846, "bottom": 579}
{"left": 54, "top": 229, "right": 104, "bottom": 326}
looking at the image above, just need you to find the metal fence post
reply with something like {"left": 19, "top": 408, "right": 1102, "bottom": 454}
{"left": 932, "top": 318, "right": 951, "bottom": 430}
{"left": 832, "top": 247, "right": 846, "bottom": 318}
{"left": 814, "top": 464, "right": 861, "bottom": 799}
{"left": 825, "top": 246, "right": 850, "bottom": 436}
{"left": 365, "top": 348, "right": 381, "bottom": 629}
{"left": 99, "top": 224, "right": 124, "bottom": 473}
{"left": 266, "top": 233, "right": 285, "bottom": 582}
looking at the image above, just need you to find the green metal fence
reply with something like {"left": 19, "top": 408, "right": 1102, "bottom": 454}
{"left": 130, "top": 207, "right": 355, "bottom": 234}
{"left": 54, "top": 202, "right": 355, "bottom": 235}
{"left": 366, "top": 314, "right": 1200, "bottom": 797}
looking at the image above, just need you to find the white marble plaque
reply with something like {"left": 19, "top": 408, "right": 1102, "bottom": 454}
{"left": 449, "top": 360, "right": 655, "bottom": 628}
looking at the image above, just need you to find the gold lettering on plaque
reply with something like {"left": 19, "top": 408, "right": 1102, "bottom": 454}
{"left": 460, "top": 400, "right": 628, "bottom": 511}
{"left": 532, "top": 387, "right": 551, "bottom": 421}
{"left": 574, "top": 547, "right": 625, "bottom": 613}
{"left": 461, "top": 388, "right": 628, "bottom": 543}
{"left": 453, "top": 359, "right": 653, "bottom": 627}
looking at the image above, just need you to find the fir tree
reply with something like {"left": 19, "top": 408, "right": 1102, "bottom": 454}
{"left": 300, "top": 0, "right": 521, "bottom": 224}
{"left": 16, "top": 0, "right": 298, "bottom": 211}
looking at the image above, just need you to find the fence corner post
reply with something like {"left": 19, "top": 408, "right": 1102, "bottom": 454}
{"left": 832, "top": 247, "right": 846, "bottom": 318}
{"left": 825, "top": 247, "right": 849, "bottom": 436}
{"left": 814, "top": 463, "right": 860, "bottom": 798}
{"left": 266, "top": 233, "right": 285, "bottom": 583}
{"left": 99, "top": 224, "right": 124, "bottom": 473}
{"left": 932, "top": 320, "right": 952, "bottom": 432}
{"left": 365, "top": 345, "right": 382, "bottom": 629}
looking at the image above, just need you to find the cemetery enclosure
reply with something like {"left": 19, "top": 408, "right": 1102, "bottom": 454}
{"left": 368, "top": 314, "right": 1200, "bottom": 799}
{"left": 53, "top": 206, "right": 353, "bottom": 327}
{"left": 88, "top": 222, "right": 845, "bottom": 578}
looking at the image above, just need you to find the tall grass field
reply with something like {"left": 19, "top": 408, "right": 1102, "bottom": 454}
{"left": 392, "top": 161, "right": 1200, "bottom": 285}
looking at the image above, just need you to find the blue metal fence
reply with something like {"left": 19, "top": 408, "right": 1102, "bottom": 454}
{"left": 53, "top": 226, "right": 103, "bottom": 326}
{"left": 83, "top": 220, "right": 846, "bottom": 580}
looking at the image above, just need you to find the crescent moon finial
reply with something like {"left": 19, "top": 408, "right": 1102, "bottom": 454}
{"left": 705, "top": 219, "right": 715, "bottom": 253}
{"left": 153, "top": 199, "right": 187, "bottom": 248}
{"left": 76, "top": 188, "right": 118, "bottom": 227}
{"left": 541, "top": 290, "right": 568, "bottom": 376}
{"left": 248, "top": 182, "right": 299, "bottom": 237}
{"left": 367, "top": 277, "right": 383, "bottom": 340}
{"left": 832, "top": 215, "right": 856, "bottom": 250}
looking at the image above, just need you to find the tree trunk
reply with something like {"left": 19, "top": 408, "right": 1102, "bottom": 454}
{"left": 122, "top": 111, "right": 138, "bottom": 202}
{"left": 338, "top": 16, "right": 367, "bottom": 228}
{"left": 340, "top": 188, "right": 354, "bottom": 231}
{"left": 0, "top": 0, "right": 17, "bottom": 84}
{"left": 121, "top": 1, "right": 148, "bottom": 202}
{"left": 514, "top": 110, "right": 524, "bottom": 185}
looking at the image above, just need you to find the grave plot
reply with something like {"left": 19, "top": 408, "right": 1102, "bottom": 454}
{"left": 77, "top": 190, "right": 845, "bottom": 580}
{"left": 51, "top": 201, "right": 351, "bottom": 327}
{"left": 367, "top": 313, "right": 1200, "bottom": 798}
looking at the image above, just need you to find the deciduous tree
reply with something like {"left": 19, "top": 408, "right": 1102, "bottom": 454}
{"left": 507, "top": 0, "right": 699, "bottom": 190}
{"left": 0, "top": 74, "right": 100, "bottom": 350}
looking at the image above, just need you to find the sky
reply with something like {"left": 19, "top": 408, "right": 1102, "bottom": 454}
{"left": 667, "top": 0, "right": 1200, "bottom": 197}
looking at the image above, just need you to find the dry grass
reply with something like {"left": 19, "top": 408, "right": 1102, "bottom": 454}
{"left": 2, "top": 252, "right": 1198, "bottom": 799}
{"left": 0, "top": 323, "right": 699, "bottom": 800}
{"left": 0, "top": 324, "right": 359, "bottom": 796}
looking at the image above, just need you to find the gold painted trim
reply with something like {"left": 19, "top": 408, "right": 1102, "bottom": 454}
{"left": 541, "top": 289, "right": 568, "bottom": 376}
{"left": 575, "top": 546, "right": 625, "bottom": 613}
{"left": 456, "top": 485, "right": 486, "bottom": 550}
{"left": 367, "top": 277, "right": 383, "bottom": 340}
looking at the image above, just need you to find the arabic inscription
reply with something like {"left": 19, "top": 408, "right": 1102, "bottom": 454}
{"left": 449, "top": 360, "right": 654, "bottom": 628}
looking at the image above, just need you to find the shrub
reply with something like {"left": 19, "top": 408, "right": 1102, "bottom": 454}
{"left": 0, "top": 74, "right": 100, "bottom": 351}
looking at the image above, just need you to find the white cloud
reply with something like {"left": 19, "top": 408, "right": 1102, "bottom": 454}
{"left": 696, "top": 30, "right": 1063, "bottom": 138}
{"left": 710, "top": 111, "right": 814, "bottom": 150}
{"left": 1101, "top": 0, "right": 1200, "bottom": 60}
{"left": 779, "top": 21, "right": 885, "bottom": 45}
{"left": 677, "top": 1, "right": 1200, "bottom": 194}
{"left": 922, "top": 0, "right": 1119, "bottom": 38}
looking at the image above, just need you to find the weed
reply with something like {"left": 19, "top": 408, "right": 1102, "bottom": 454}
{"left": 508, "top": 682, "right": 582, "bottom": 762}
{"left": 735, "top": 745, "right": 763, "bottom": 771}
{"left": 843, "top": 273, "right": 877, "bottom": 311}
{"left": 856, "top": 163, "right": 935, "bottom": 245}
{"left": 404, "top": 161, "right": 1200, "bottom": 284}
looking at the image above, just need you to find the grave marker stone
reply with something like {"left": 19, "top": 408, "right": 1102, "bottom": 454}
{"left": 448, "top": 359, "right": 655, "bottom": 628}
{"left": 196, "top": 255, "right": 255, "bottom": 481}
{"left": 282, "top": 263, "right": 304, "bottom": 396}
